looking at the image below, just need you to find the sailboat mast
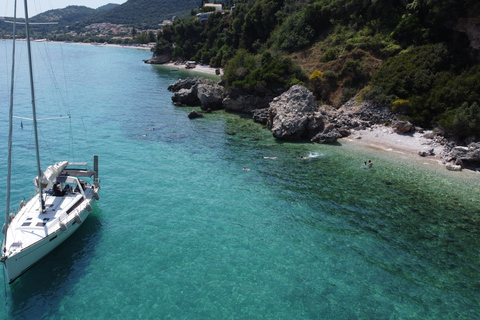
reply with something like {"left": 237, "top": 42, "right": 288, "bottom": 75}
{"left": 3, "top": 0, "right": 17, "bottom": 245}
{"left": 24, "top": 0, "right": 45, "bottom": 212}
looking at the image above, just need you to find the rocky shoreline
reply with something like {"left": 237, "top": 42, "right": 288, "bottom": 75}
{"left": 167, "top": 77, "right": 480, "bottom": 173}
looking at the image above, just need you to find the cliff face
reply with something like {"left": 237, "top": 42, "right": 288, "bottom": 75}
{"left": 455, "top": 17, "right": 480, "bottom": 50}
{"left": 452, "top": 5, "right": 480, "bottom": 60}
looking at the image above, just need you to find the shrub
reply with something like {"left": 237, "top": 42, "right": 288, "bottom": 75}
{"left": 391, "top": 99, "right": 411, "bottom": 114}
{"left": 309, "top": 69, "right": 324, "bottom": 81}
{"left": 321, "top": 48, "right": 337, "bottom": 62}
{"left": 363, "top": 86, "right": 397, "bottom": 107}
{"left": 439, "top": 102, "right": 480, "bottom": 139}
{"left": 224, "top": 49, "right": 307, "bottom": 94}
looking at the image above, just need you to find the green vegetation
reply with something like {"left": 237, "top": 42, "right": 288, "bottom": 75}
{"left": 372, "top": 44, "right": 480, "bottom": 138}
{"left": 85, "top": 0, "right": 200, "bottom": 27}
{"left": 223, "top": 50, "right": 307, "bottom": 94}
{"left": 151, "top": 0, "right": 480, "bottom": 139}
{"left": 2, "top": 0, "right": 478, "bottom": 139}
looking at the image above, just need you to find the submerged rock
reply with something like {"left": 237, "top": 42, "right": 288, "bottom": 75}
{"left": 188, "top": 110, "right": 203, "bottom": 119}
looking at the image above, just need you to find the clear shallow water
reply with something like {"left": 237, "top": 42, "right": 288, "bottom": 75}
{"left": 1, "top": 41, "right": 480, "bottom": 319}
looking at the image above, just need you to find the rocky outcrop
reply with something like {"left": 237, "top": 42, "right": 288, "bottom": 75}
{"left": 311, "top": 129, "right": 343, "bottom": 143}
{"left": 339, "top": 99, "right": 396, "bottom": 126}
{"left": 197, "top": 83, "right": 224, "bottom": 110}
{"left": 442, "top": 143, "right": 480, "bottom": 170}
{"left": 222, "top": 87, "right": 274, "bottom": 113}
{"left": 267, "top": 85, "right": 335, "bottom": 141}
{"left": 168, "top": 77, "right": 214, "bottom": 92}
{"left": 252, "top": 108, "right": 269, "bottom": 124}
{"left": 446, "top": 162, "right": 463, "bottom": 171}
{"left": 143, "top": 53, "right": 172, "bottom": 64}
{"left": 172, "top": 88, "right": 198, "bottom": 105}
{"left": 169, "top": 77, "right": 225, "bottom": 110}
{"left": 188, "top": 110, "right": 203, "bottom": 119}
{"left": 392, "top": 121, "right": 414, "bottom": 133}
{"left": 418, "top": 148, "right": 435, "bottom": 157}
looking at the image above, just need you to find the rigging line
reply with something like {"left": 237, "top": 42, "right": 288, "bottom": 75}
{"left": 36, "top": 43, "right": 70, "bottom": 117}
{"left": 35, "top": 43, "right": 65, "bottom": 116}
{"left": 36, "top": 122, "right": 54, "bottom": 160}
{"left": 59, "top": 43, "right": 72, "bottom": 114}
{"left": 80, "top": 117, "right": 94, "bottom": 156}
{"left": 5, "top": 0, "right": 18, "bottom": 258}
{"left": 68, "top": 116, "right": 75, "bottom": 161}
{"left": 3, "top": 266, "right": 8, "bottom": 320}
{"left": 13, "top": 115, "right": 71, "bottom": 121}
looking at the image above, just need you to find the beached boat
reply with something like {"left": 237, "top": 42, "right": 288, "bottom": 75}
{"left": 1, "top": 1, "right": 100, "bottom": 284}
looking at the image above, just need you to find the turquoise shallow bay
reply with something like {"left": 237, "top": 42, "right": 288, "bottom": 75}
{"left": 0, "top": 41, "right": 479, "bottom": 319}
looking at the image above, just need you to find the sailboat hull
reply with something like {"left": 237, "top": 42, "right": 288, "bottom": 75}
{"left": 3, "top": 187, "right": 98, "bottom": 284}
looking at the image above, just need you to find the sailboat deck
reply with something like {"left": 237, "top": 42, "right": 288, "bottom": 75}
{"left": 5, "top": 192, "right": 86, "bottom": 251}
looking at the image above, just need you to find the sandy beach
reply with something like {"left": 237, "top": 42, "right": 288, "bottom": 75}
{"left": 42, "top": 40, "right": 223, "bottom": 76}
{"left": 345, "top": 124, "right": 447, "bottom": 166}
{"left": 347, "top": 125, "right": 444, "bottom": 161}
{"left": 163, "top": 62, "right": 223, "bottom": 76}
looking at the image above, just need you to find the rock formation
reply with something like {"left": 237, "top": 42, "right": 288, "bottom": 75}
{"left": 443, "top": 143, "right": 480, "bottom": 170}
{"left": 267, "top": 85, "right": 333, "bottom": 141}
{"left": 167, "top": 78, "right": 480, "bottom": 169}
{"left": 222, "top": 87, "right": 274, "bottom": 113}
{"left": 169, "top": 77, "right": 225, "bottom": 110}
{"left": 143, "top": 53, "right": 172, "bottom": 64}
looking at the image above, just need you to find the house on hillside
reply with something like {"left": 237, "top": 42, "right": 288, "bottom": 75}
{"left": 196, "top": 3, "right": 223, "bottom": 22}
{"left": 196, "top": 12, "right": 213, "bottom": 22}
{"left": 204, "top": 3, "right": 222, "bottom": 11}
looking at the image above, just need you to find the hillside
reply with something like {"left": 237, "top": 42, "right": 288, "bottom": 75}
{"left": 0, "top": 0, "right": 203, "bottom": 41}
{"left": 30, "top": 6, "right": 97, "bottom": 26}
{"left": 152, "top": 0, "right": 480, "bottom": 141}
{"left": 0, "top": 0, "right": 200, "bottom": 37}
{"left": 84, "top": 0, "right": 199, "bottom": 26}
{"left": 97, "top": 3, "right": 121, "bottom": 12}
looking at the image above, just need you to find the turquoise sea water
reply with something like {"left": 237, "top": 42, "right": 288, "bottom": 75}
{"left": 1, "top": 41, "right": 480, "bottom": 319}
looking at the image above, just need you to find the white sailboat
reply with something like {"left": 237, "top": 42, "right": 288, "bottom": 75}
{"left": 1, "top": 0, "right": 101, "bottom": 284}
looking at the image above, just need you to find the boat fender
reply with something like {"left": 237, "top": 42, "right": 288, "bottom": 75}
{"left": 86, "top": 204, "right": 92, "bottom": 212}
{"left": 94, "top": 192, "right": 99, "bottom": 200}
{"left": 60, "top": 222, "right": 68, "bottom": 231}
{"left": 74, "top": 214, "right": 82, "bottom": 224}
{"left": 9, "top": 213, "right": 15, "bottom": 223}
{"left": 2, "top": 223, "right": 6, "bottom": 235}
{"left": 19, "top": 200, "right": 26, "bottom": 210}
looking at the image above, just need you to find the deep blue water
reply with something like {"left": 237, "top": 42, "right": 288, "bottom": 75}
{"left": 1, "top": 41, "right": 480, "bottom": 319}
